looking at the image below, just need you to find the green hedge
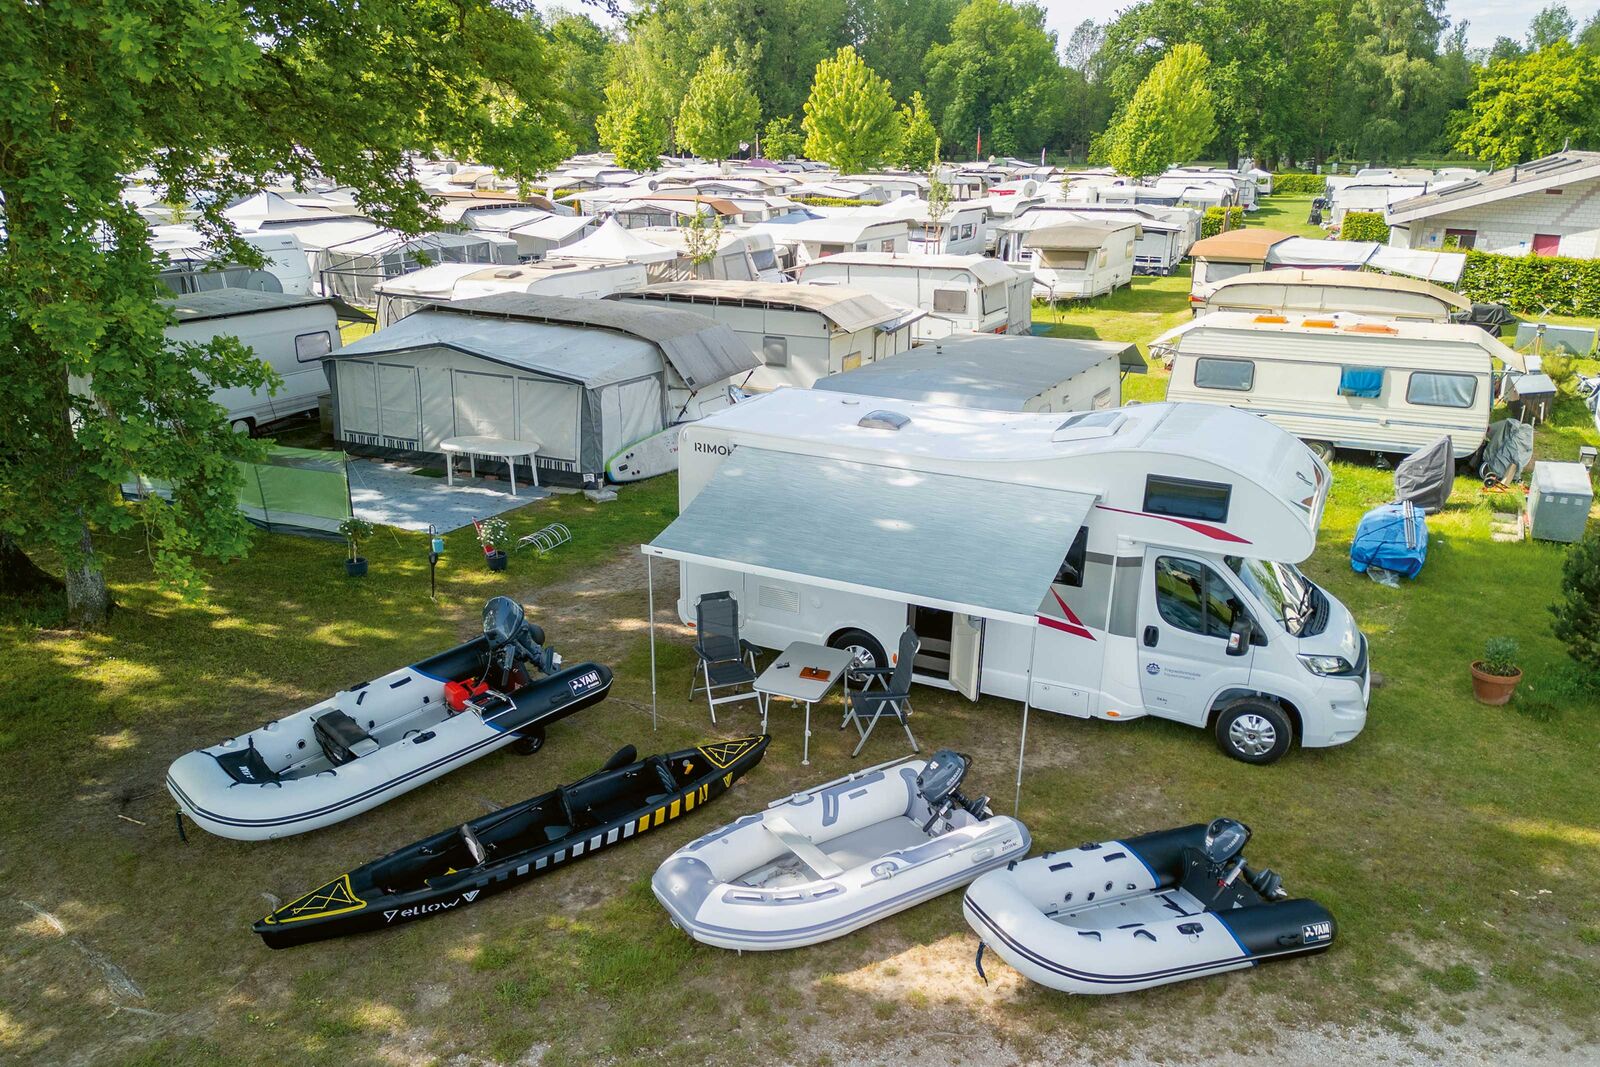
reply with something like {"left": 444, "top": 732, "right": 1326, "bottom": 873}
{"left": 1200, "top": 207, "right": 1247, "bottom": 239}
{"left": 1270, "top": 173, "right": 1327, "bottom": 196}
{"left": 1458, "top": 250, "right": 1600, "bottom": 317}
{"left": 1340, "top": 211, "right": 1390, "bottom": 244}
{"left": 794, "top": 195, "right": 875, "bottom": 208}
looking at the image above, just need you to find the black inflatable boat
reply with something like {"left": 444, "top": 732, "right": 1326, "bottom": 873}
{"left": 255, "top": 735, "right": 770, "bottom": 947}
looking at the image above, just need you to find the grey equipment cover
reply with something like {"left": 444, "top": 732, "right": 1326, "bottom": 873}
{"left": 1393, "top": 435, "right": 1455, "bottom": 513}
{"left": 1479, "top": 419, "right": 1535, "bottom": 486}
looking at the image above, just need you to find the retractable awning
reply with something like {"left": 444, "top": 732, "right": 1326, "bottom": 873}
{"left": 644, "top": 447, "right": 1096, "bottom": 625}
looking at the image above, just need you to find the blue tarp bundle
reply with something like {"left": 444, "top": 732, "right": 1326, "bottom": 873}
{"left": 1350, "top": 502, "right": 1429, "bottom": 579}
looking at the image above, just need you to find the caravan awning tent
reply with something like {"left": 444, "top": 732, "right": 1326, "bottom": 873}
{"left": 644, "top": 447, "right": 1096, "bottom": 626}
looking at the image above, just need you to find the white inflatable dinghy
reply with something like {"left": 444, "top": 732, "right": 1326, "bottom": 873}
{"left": 653, "top": 750, "right": 1029, "bottom": 951}
{"left": 167, "top": 599, "right": 612, "bottom": 840}
{"left": 963, "top": 819, "right": 1336, "bottom": 994}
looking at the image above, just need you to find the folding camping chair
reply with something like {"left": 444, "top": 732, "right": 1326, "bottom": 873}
{"left": 688, "top": 592, "right": 764, "bottom": 725}
{"left": 843, "top": 627, "right": 920, "bottom": 757}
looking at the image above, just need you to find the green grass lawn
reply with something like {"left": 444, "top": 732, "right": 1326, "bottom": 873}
{"left": 3, "top": 268, "right": 1600, "bottom": 1065}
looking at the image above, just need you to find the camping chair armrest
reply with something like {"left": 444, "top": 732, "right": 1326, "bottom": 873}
{"left": 739, "top": 640, "right": 762, "bottom": 657}
{"left": 849, "top": 691, "right": 903, "bottom": 707}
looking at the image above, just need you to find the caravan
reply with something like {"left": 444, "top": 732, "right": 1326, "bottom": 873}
{"left": 646, "top": 391, "right": 1369, "bottom": 764}
{"left": 796, "top": 253, "right": 1032, "bottom": 338}
{"left": 164, "top": 290, "right": 342, "bottom": 433}
{"left": 1157, "top": 312, "right": 1524, "bottom": 461}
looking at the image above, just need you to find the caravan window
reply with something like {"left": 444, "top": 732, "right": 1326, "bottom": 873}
{"left": 1338, "top": 366, "right": 1384, "bottom": 398}
{"left": 980, "top": 284, "right": 1006, "bottom": 315}
{"left": 1406, "top": 371, "right": 1476, "bottom": 408}
{"left": 762, "top": 336, "right": 789, "bottom": 367}
{"left": 932, "top": 289, "right": 968, "bottom": 314}
{"left": 295, "top": 331, "right": 333, "bottom": 363}
{"left": 1193, "top": 357, "right": 1254, "bottom": 391}
{"left": 1144, "top": 475, "right": 1231, "bottom": 524}
{"left": 1153, "top": 556, "right": 1237, "bottom": 639}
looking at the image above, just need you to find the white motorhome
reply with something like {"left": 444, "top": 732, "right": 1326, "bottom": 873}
{"left": 797, "top": 253, "right": 1032, "bottom": 338}
{"left": 1006, "top": 204, "right": 1199, "bottom": 276}
{"left": 164, "top": 290, "right": 342, "bottom": 433}
{"left": 1157, "top": 312, "right": 1527, "bottom": 461}
{"left": 648, "top": 391, "right": 1368, "bottom": 764}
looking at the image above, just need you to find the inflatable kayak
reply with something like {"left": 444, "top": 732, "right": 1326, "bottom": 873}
{"left": 654, "top": 750, "right": 1029, "bottom": 951}
{"left": 256, "top": 735, "right": 769, "bottom": 947}
{"left": 168, "top": 598, "right": 612, "bottom": 841}
{"left": 963, "top": 819, "right": 1335, "bottom": 995}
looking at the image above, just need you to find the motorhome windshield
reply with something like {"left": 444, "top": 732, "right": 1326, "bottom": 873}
{"left": 1226, "top": 556, "right": 1313, "bottom": 636}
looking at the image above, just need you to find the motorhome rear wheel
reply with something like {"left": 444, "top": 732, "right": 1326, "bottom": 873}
{"left": 828, "top": 629, "right": 887, "bottom": 673}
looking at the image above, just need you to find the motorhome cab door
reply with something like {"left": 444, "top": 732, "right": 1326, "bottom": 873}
{"left": 1135, "top": 548, "right": 1255, "bottom": 726}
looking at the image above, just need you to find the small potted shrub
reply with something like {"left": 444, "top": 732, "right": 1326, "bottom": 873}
{"left": 475, "top": 516, "right": 510, "bottom": 572}
{"left": 339, "top": 517, "right": 374, "bottom": 578}
{"left": 1470, "top": 636, "right": 1522, "bottom": 705}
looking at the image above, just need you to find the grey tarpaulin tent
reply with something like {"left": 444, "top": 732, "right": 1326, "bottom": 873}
{"left": 326, "top": 293, "right": 758, "bottom": 485}
{"left": 1392, "top": 435, "right": 1454, "bottom": 513}
{"left": 640, "top": 445, "right": 1097, "bottom": 812}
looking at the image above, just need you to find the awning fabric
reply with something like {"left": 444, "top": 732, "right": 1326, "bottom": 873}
{"left": 645, "top": 447, "right": 1096, "bottom": 624}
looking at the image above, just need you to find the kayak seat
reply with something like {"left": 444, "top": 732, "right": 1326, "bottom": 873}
{"left": 543, "top": 823, "right": 570, "bottom": 843}
{"left": 314, "top": 709, "right": 379, "bottom": 766}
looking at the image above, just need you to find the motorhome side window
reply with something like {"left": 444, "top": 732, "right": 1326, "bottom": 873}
{"left": 932, "top": 289, "right": 967, "bottom": 313}
{"left": 1192, "top": 357, "right": 1254, "bottom": 391}
{"left": 1144, "top": 475, "right": 1231, "bottom": 524}
{"left": 762, "top": 336, "right": 789, "bottom": 368}
{"left": 1153, "top": 556, "right": 1237, "bottom": 639}
{"left": 1406, "top": 371, "right": 1476, "bottom": 408}
{"left": 295, "top": 331, "right": 333, "bottom": 362}
{"left": 1054, "top": 526, "right": 1089, "bottom": 587}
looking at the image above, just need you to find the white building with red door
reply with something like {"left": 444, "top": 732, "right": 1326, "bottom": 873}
{"left": 1386, "top": 152, "right": 1600, "bottom": 260}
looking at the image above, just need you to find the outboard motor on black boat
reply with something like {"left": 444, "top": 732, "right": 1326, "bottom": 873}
{"left": 481, "top": 596, "right": 560, "bottom": 689}
{"left": 916, "top": 750, "right": 991, "bottom": 832}
{"left": 1182, "top": 818, "right": 1288, "bottom": 908}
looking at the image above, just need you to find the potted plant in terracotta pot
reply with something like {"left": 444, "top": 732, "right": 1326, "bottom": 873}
{"left": 1470, "top": 636, "right": 1522, "bottom": 705}
{"left": 339, "top": 517, "right": 374, "bottom": 578}
{"left": 475, "top": 516, "right": 510, "bottom": 572}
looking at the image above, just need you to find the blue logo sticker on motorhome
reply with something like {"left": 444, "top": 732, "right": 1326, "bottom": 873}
{"left": 1145, "top": 662, "right": 1161, "bottom": 675}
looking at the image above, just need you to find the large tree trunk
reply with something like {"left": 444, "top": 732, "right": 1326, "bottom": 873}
{"left": 63, "top": 521, "right": 111, "bottom": 627}
{"left": 0, "top": 534, "right": 64, "bottom": 598}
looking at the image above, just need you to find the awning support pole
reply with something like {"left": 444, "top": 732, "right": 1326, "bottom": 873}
{"left": 647, "top": 552, "right": 658, "bottom": 731}
{"left": 1015, "top": 624, "right": 1039, "bottom": 816}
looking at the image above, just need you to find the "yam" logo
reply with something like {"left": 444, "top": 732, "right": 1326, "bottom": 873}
{"left": 1301, "top": 920, "right": 1333, "bottom": 944}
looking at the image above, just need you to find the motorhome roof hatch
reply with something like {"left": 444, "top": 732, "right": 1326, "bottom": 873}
{"left": 858, "top": 410, "right": 910, "bottom": 431}
{"left": 1051, "top": 410, "right": 1126, "bottom": 442}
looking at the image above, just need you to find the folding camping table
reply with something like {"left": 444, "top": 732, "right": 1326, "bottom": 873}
{"left": 440, "top": 436, "right": 541, "bottom": 496}
{"left": 754, "top": 643, "right": 856, "bottom": 766}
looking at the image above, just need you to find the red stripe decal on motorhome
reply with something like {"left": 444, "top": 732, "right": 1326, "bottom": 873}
{"left": 1037, "top": 615, "right": 1095, "bottom": 640}
{"left": 1093, "top": 505, "right": 1252, "bottom": 545}
{"left": 1038, "top": 591, "right": 1095, "bottom": 640}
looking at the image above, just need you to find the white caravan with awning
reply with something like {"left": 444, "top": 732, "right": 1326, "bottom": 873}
{"left": 644, "top": 390, "right": 1370, "bottom": 766}
{"left": 1156, "top": 312, "right": 1524, "bottom": 461}
{"left": 797, "top": 253, "right": 1032, "bottom": 338}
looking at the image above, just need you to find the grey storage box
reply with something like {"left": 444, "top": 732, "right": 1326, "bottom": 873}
{"left": 1528, "top": 462, "right": 1593, "bottom": 543}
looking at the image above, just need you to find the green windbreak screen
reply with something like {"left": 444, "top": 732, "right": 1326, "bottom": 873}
{"left": 237, "top": 446, "right": 351, "bottom": 537}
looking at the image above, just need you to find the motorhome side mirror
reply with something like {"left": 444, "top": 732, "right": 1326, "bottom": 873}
{"left": 1226, "top": 615, "right": 1253, "bottom": 657}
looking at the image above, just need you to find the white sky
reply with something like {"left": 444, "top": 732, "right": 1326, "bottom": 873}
{"left": 547, "top": 1, "right": 1600, "bottom": 53}
{"left": 1033, "top": 0, "right": 1600, "bottom": 51}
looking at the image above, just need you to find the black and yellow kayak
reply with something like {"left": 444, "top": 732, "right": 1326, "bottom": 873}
{"left": 255, "top": 735, "right": 770, "bottom": 948}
